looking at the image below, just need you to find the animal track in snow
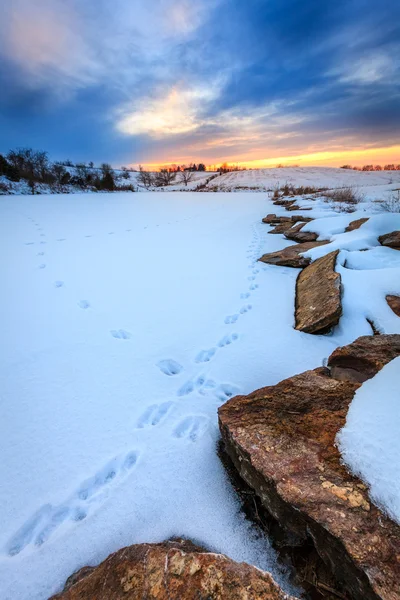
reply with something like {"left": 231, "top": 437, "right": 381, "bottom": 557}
{"left": 240, "top": 304, "right": 252, "bottom": 314}
{"left": 173, "top": 416, "right": 209, "bottom": 442}
{"left": 240, "top": 292, "right": 250, "bottom": 299}
{"left": 136, "top": 401, "right": 174, "bottom": 428}
{"left": 249, "top": 284, "right": 258, "bottom": 291}
{"left": 248, "top": 275, "right": 256, "bottom": 281}
{"left": 78, "top": 300, "right": 90, "bottom": 309}
{"left": 157, "top": 359, "right": 183, "bottom": 376}
{"left": 195, "top": 348, "right": 216, "bottom": 363}
{"left": 25, "top": 242, "right": 35, "bottom": 246}
{"left": 40, "top": 234, "right": 45, "bottom": 237}
{"left": 177, "top": 379, "right": 195, "bottom": 397}
{"left": 37, "top": 252, "right": 45, "bottom": 256}
{"left": 198, "top": 379, "right": 217, "bottom": 395}
{"left": 224, "top": 314, "right": 238, "bottom": 324}
{"left": 6, "top": 450, "right": 139, "bottom": 556}
{"left": 40, "top": 241, "right": 47, "bottom": 245}
{"left": 108, "top": 232, "right": 114, "bottom": 235}
{"left": 217, "top": 333, "right": 239, "bottom": 347}
{"left": 38, "top": 264, "right": 46, "bottom": 269}
{"left": 110, "top": 329, "right": 132, "bottom": 340}
{"left": 85, "top": 235, "right": 92, "bottom": 238}
{"left": 54, "top": 281, "right": 64, "bottom": 288}
{"left": 57, "top": 238, "right": 66, "bottom": 242}
{"left": 214, "top": 383, "right": 240, "bottom": 401}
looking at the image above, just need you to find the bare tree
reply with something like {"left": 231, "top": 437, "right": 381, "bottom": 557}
{"left": 179, "top": 169, "right": 195, "bottom": 187}
{"left": 137, "top": 165, "right": 154, "bottom": 188}
{"left": 154, "top": 168, "right": 177, "bottom": 187}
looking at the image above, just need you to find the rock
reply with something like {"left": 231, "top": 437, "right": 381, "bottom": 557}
{"left": 284, "top": 222, "right": 319, "bottom": 243}
{"left": 345, "top": 217, "right": 369, "bottom": 232}
{"left": 273, "top": 199, "right": 296, "bottom": 207}
{"left": 295, "top": 250, "right": 341, "bottom": 333}
{"left": 50, "top": 539, "right": 298, "bottom": 600}
{"left": 262, "top": 213, "right": 284, "bottom": 224}
{"left": 268, "top": 221, "right": 295, "bottom": 234}
{"left": 286, "top": 204, "right": 300, "bottom": 211}
{"left": 219, "top": 360, "right": 400, "bottom": 600}
{"left": 378, "top": 230, "right": 400, "bottom": 249}
{"left": 259, "top": 241, "right": 328, "bottom": 268}
{"left": 387, "top": 294, "right": 400, "bottom": 317}
{"left": 328, "top": 333, "right": 400, "bottom": 383}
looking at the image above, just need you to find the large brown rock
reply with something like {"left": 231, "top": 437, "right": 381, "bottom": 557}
{"left": 387, "top": 294, "right": 400, "bottom": 317}
{"left": 345, "top": 218, "right": 369, "bottom": 232}
{"left": 219, "top": 361, "right": 400, "bottom": 600}
{"left": 379, "top": 231, "right": 400, "bottom": 249}
{"left": 268, "top": 221, "right": 295, "bottom": 234}
{"left": 284, "top": 222, "right": 319, "bottom": 243}
{"left": 295, "top": 250, "right": 341, "bottom": 333}
{"left": 50, "top": 539, "right": 297, "bottom": 600}
{"left": 328, "top": 333, "right": 400, "bottom": 382}
{"left": 259, "top": 241, "right": 328, "bottom": 268}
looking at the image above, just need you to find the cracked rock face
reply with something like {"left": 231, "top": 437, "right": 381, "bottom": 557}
{"left": 295, "top": 250, "right": 342, "bottom": 333}
{"left": 218, "top": 351, "right": 400, "bottom": 600}
{"left": 259, "top": 241, "right": 328, "bottom": 268}
{"left": 328, "top": 333, "right": 400, "bottom": 383}
{"left": 50, "top": 539, "right": 298, "bottom": 600}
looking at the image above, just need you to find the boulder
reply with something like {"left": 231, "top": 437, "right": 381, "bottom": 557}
{"left": 345, "top": 217, "right": 369, "bottom": 232}
{"left": 285, "top": 204, "right": 300, "bottom": 211}
{"left": 262, "top": 214, "right": 285, "bottom": 224}
{"left": 328, "top": 333, "right": 400, "bottom": 383}
{"left": 295, "top": 250, "right": 341, "bottom": 333}
{"left": 50, "top": 539, "right": 298, "bottom": 600}
{"left": 268, "top": 221, "right": 295, "bottom": 234}
{"left": 386, "top": 294, "right": 400, "bottom": 317}
{"left": 259, "top": 241, "right": 328, "bottom": 268}
{"left": 284, "top": 222, "right": 319, "bottom": 243}
{"left": 273, "top": 199, "right": 296, "bottom": 207}
{"left": 378, "top": 231, "right": 400, "bottom": 249}
{"left": 219, "top": 353, "right": 400, "bottom": 600}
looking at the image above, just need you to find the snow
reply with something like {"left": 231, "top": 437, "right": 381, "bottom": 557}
{"left": 337, "top": 357, "right": 400, "bottom": 523}
{"left": 0, "top": 179, "right": 399, "bottom": 599}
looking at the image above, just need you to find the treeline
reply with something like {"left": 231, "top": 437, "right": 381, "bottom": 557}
{"left": 0, "top": 148, "right": 135, "bottom": 194}
{"left": 340, "top": 164, "right": 400, "bottom": 171}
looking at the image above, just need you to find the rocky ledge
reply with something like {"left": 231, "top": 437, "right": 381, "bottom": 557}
{"left": 219, "top": 334, "right": 400, "bottom": 600}
{"left": 259, "top": 241, "right": 328, "bottom": 268}
{"left": 50, "top": 539, "right": 298, "bottom": 600}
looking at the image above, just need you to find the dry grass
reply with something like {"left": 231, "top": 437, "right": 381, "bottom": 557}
{"left": 325, "top": 186, "right": 364, "bottom": 205}
{"left": 379, "top": 190, "right": 400, "bottom": 213}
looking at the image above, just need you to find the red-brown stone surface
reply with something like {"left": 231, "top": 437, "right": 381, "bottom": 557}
{"left": 50, "top": 539, "right": 297, "bottom": 600}
{"left": 218, "top": 354, "right": 400, "bottom": 600}
{"left": 295, "top": 250, "right": 341, "bottom": 333}
{"left": 345, "top": 218, "right": 369, "bottom": 232}
{"left": 378, "top": 231, "right": 400, "bottom": 249}
{"left": 259, "top": 241, "right": 328, "bottom": 268}
{"left": 386, "top": 294, "right": 400, "bottom": 317}
{"left": 284, "top": 222, "right": 319, "bottom": 243}
{"left": 328, "top": 333, "right": 400, "bottom": 382}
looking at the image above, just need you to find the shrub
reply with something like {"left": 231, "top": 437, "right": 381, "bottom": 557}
{"left": 325, "top": 186, "right": 364, "bottom": 205}
{"left": 379, "top": 190, "right": 400, "bottom": 213}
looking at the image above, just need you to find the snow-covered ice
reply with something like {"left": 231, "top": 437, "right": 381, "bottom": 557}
{"left": 338, "top": 357, "right": 400, "bottom": 523}
{"left": 0, "top": 187, "right": 399, "bottom": 599}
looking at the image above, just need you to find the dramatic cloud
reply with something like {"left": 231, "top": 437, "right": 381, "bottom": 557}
{"left": 0, "top": 0, "right": 399, "bottom": 166}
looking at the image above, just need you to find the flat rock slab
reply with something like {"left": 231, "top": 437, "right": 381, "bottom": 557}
{"left": 379, "top": 230, "right": 400, "bottom": 249}
{"left": 387, "top": 294, "right": 400, "bottom": 317}
{"left": 50, "top": 539, "right": 298, "bottom": 600}
{"left": 219, "top": 350, "right": 400, "bottom": 600}
{"left": 328, "top": 333, "right": 400, "bottom": 382}
{"left": 284, "top": 222, "right": 319, "bottom": 243}
{"left": 295, "top": 250, "right": 341, "bottom": 333}
{"left": 345, "top": 217, "right": 369, "bottom": 232}
{"left": 259, "top": 241, "right": 328, "bottom": 268}
{"left": 273, "top": 199, "right": 296, "bottom": 207}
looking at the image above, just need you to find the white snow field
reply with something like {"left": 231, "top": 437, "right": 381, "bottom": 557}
{"left": 338, "top": 357, "right": 400, "bottom": 524}
{"left": 0, "top": 184, "right": 399, "bottom": 599}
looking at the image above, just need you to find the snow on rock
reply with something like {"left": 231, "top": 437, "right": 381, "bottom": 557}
{"left": 338, "top": 357, "right": 400, "bottom": 523}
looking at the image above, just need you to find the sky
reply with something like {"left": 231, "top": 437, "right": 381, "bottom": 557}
{"left": 0, "top": 0, "right": 399, "bottom": 169}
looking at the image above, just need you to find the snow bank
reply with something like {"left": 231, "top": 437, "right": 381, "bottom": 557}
{"left": 337, "top": 357, "right": 400, "bottom": 523}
